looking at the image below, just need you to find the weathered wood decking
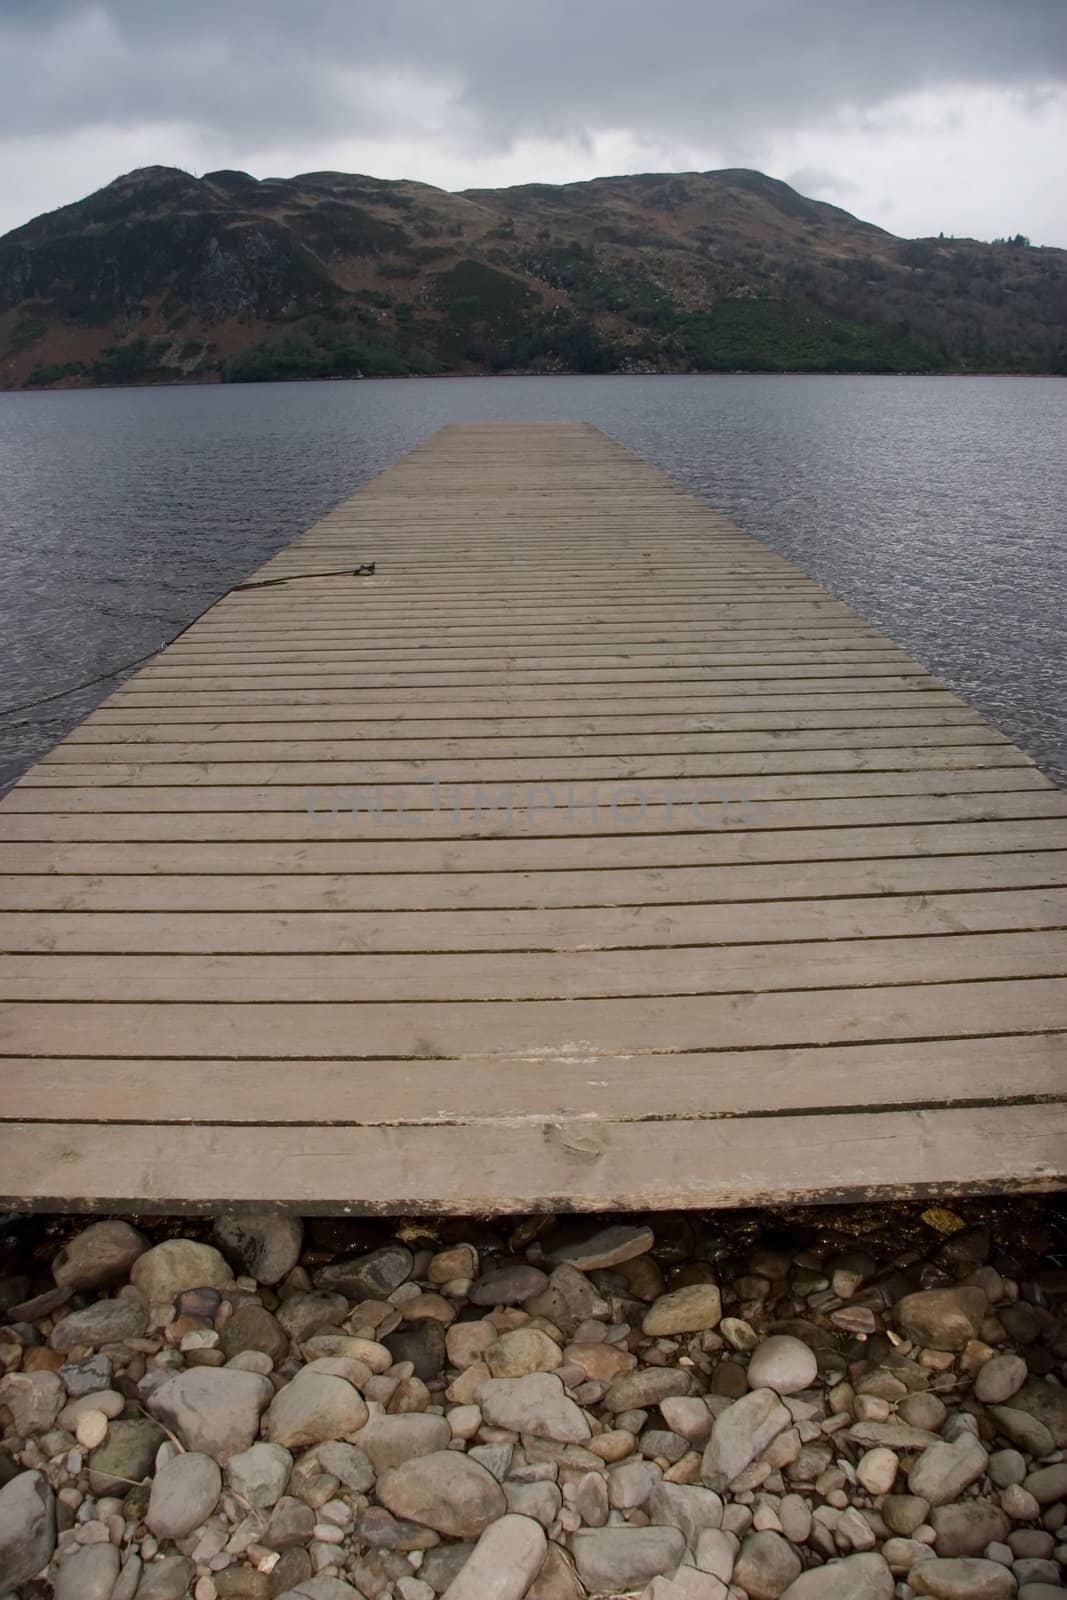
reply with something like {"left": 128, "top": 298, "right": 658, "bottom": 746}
{"left": 1, "top": 421, "right": 1065, "bottom": 1211}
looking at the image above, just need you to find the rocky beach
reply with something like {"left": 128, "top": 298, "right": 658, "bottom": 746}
{"left": 1, "top": 1199, "right": 1065, "bottom": 1600}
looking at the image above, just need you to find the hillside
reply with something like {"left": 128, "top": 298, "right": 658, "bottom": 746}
{"left": 1, "top": 164, "right": 1065, "bottom": 387}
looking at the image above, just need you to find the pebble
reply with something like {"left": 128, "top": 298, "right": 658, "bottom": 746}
{"left": 134, "top": 1553, "right": 196, "bottom": 1600}
{"left": 989, "top": 1449, "right": 1028, "bottom": 1487}
{"left": 148, "top": 1366, "right": 274, "bottom": 1462}
{"left": 87, "top": 1415, "right": 166, "bottom": 1493}
{"left": 661, "top": 1395, "right": 714, "bottom": 1445}
{"left": 909, "top": 1556, "right": 1019, "bottom": 1598}
{"left": 220, "top": 1301, "right": 289, "bottom": 1366}
{"left": 645, "top": 1573, "right": 729, "bottom": 1600}
{"left": 378, "top": 1451, "right": 507, "bottom": 1538}
{"left": 746, "top": 1336, "right": 819, "bottom": 1396}
{"left": 214, "top": 1210, "right": 304, "bottom": 1284}
{"left": 0, "top": 1470, "right": 56, "bottom": 1589}
{"left": 264, "top": 1369, "right": 369, "bottom": 1448}
{"left": 0, "top": 1368, "right": 64, "bottom": 1434}
{"left": 605, "top": 1365, "right": 693, "bottom": 1413}
{"left": 909, "top": 1435, "right": 990, "bottom": 1506}
{"left": 75, "top": 1407, "right": 110, "bottom": 1449}
{"left": 643, "top": 1282, "right": 723, "bottom": 1336}
{"left": 696, "top": 1526, "right": 740, "bottom": 1581}
{"left": 779, "top": 1551, "right": 894, "bottom": 1598}
{"left": 975, "top": 1353, "right": 1029, "bottom": 1405}
{"left": 895, "top": 1288, "right": 989, "bottom": 1352}
{"left": 314, "top": 1243, "right": 414, "bottom": 1299}
{"left": 51, "top": 1220, "right": 148, "bottom": 1291}
{"left": 439, "top": 1512, "right": 547, "bottom": 1599}
{"left": 930, "top": 1500, "right": 1010, "bottom": 1557}
{"left": 50, "top": 1295, "right": 149, "bottom": 1352}
{"left": 570, "top": 1525, "right": 687, "bottom": 1590}
{"left": 857, "top": 1447, "right": 900, "bottom": 1495}
{"left": 702, "top": 1389, "right": 792, "bottom": 1491}
{"left": 987, "top": 1405, "right": 1055, "bottom": 1457}
{"left": 999, "top": 1382, "right": 1067, "bottom": 1449}
{"left": 468, "top": 1264, "right": 550, "bottom": 1305}
{"left": 355, "top": 1412, "right": 452, "bottom": 1471}
{"left": 478, "top": 1371, "right": 591, "bottom": 1442}
{"left": 1023, "top": 1462, "right": 1067, "bottom": 1505}
{"left": 734, "top": 1529, "right": 803, "bottom": 1597}
{"left": 226, "top": 1441, "right": 294, "bottom": 1508}
{"left": 131, "top": 1238, "right": 232, "bottom": 1303}
{"left": 544, "top": 1223, "right": 655, "bottom": 1271}
{"left": 429, "top": 1245, "right": 478, "bottom": 1283}
{"left": 58, "top": 1352, "right": 113, "bottom": 1397}
{"left": 648, "top": 1481, "right": 724, "bottom": 1549}
{"left": 52, "top": 1540, "right": 121, "bottom": 1600}
{"left": 485, "top": 1326, "right": 563, "bottom": 1377}
{"left": 147, "top": 1451, "right": 222, "bottom": 1538}
{"left": 883, "top": 1494, "right": 934, "bottom": 1536}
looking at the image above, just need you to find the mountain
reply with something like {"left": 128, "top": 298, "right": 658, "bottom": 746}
{"left": 1, "top": 164, "right": 1065, "bottom": 388}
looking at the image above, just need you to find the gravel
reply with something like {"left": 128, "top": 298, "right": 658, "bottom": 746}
{"left": 0, "top": 1196, "right": 1064, "bottom": 1599}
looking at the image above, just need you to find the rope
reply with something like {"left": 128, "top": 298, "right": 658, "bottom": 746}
{"left": 0, "top": 563, "right": 377, "bottom": 719}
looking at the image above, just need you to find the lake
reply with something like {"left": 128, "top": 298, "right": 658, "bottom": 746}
{"left": 0, "top": 373, "right": 1064, "bottom": 788}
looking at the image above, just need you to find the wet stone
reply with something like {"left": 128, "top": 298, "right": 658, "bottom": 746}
{"left": 894, "top": 1288, "right": 988, "bottom": 1353}
{"left": 51, "top": 1221, "right": 148, "bottom": 1292}
{"left": 384, "top": 1318, "right": 448, "bottom": 1381}
{"left": 214, "top": 1210, "right": 303, "bottom": 1285}
{"left": 314, "top": 1244, "right": 414, "bottom": 1300}
{"left": 543, "top": 1224, "right": 655, "bottom": 1271}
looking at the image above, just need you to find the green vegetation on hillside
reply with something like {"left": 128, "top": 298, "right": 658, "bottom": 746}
{"left": 678, "top": 296, "right": 938, "bottom": 372}
{"left": 222, "top": 320, "right": 434, "bottom": 382}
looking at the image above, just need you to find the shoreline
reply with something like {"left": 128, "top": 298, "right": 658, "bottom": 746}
{"left": 4, "top": 367, "right": 1065, "bottom": 395}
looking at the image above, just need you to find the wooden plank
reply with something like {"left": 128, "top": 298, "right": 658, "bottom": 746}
{"left": 3, "top": 791, "right": 1061, "bottom": 845}
{"left": 4, "top": 889, "right": 1064, "bottom": 953}
{"left": 4, "top": 818, "right": 1065, "bottom": 877}
{"left": 3, "top": 977, "right": 1065, "bottom": 1059}
{"left": 2, "top": 1104, "right": 1065, "bottom": 1212}
{"left": 42, "top": 721, "right": 1001, "bottom": 765}
{"left": 48, "top": 716, "right": 996, "bottom": 745}
{"left": 21, "top": 736, "right": 1024, "bottom": 787}
{"left": 3, "top": 1035, "right": 1063, "bottom": 1124}
{"left": 2, "top": 852, "right": 1064, "bottom": 915}
{"left": 5, "top": 769, "right": 1047, "bottom": 814}
{"left": 122, "top": 672, "right": 938, "bottom": 697}
{"left": 2, "top": 930, "right": 1061, "bottom": 1002}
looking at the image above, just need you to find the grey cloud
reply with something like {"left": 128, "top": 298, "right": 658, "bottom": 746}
{"left": 2, "top": 0, "right": 1064, "bottom": 154}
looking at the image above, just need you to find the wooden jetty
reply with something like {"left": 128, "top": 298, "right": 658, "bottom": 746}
{"left": 1, "top": 421, "right": 1065, "bottom": 1212}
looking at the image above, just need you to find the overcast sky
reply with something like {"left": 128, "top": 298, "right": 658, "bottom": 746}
{"left": 1, "top": 0, "right": 1065, "bottom": 244}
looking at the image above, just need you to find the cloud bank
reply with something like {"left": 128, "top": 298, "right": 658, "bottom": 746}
{"left": 1, "top": 0, "right": 1065, "bottom": 242}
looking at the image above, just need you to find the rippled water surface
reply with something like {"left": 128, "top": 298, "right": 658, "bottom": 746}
{"left": 0, "top": 374, "right": 1064, "bottom": 787}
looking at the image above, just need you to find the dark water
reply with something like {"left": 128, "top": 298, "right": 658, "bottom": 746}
{"left": 1, "top": 374, "right": 1064, "bottom": 788}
